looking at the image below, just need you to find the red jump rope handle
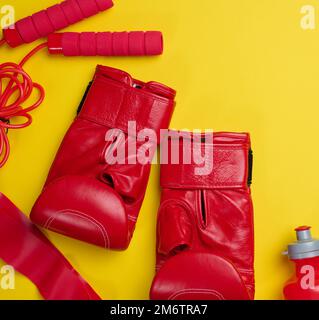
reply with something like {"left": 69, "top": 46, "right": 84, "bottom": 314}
{"left": 48, "top": 31, "right": 163, "bottom": 56}
{"left": 2, "top": 0, "right": 114, "bottom": 48}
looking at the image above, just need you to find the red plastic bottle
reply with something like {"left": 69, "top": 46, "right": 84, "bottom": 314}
{"left": 283, "top": 226, "right": 319, "bottom": 300}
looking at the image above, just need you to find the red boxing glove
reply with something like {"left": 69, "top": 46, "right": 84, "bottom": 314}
{"left": 31, "top": 65, "right": 176, "bottom": 249}
{"left": 3, "top": 0, "right": 114, "bottom": 47}
{"left": 48, "top": 32, "right": 163, "bottom": 56}
{"left": 150, "top": 132, "right": 255, "bottom": 300}
{"left": 0, "top": 193, "right": 100, "bottom": 300}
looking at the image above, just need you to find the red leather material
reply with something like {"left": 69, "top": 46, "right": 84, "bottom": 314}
{"left": 157, "top": 204, "right": 193, "bottom": 256}
{"left": 80, "top": 66, "right": 175, "bottom": 137}
{"left": 31, "top": 176, "right": 128, "bottom": 249}
{"left": 47, "top": 31, "right": 164, "bottom": 56}
{"left": 31, "top": 65, "right": 176, "bottom": 249}
{"left": 0, "top": 193, "right": 100, "bottom": 300}
{"left": 150, "top": 252, "right": 250, "bottom": 300}
{"left": 150, "top": 132, "right": 255, "bottom": 300}
{"left": 160, "top": 132, "right": 250, "bottom": 189}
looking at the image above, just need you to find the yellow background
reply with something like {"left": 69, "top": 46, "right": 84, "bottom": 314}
{"left": 0, "top": 0, "right": 318, "bottom": 300}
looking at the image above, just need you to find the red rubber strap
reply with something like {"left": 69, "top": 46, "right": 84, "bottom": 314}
{"left": 0, "top": 43, "right": 47, "bottom": 168}
{"left": 48, "top": 31, "right": 164, "bottom": 56}
{"left": 0, "top": 193, "right": 101, "bottom": 300}
{"left": 2, "top": 0, "right": 114, "bottom": 47}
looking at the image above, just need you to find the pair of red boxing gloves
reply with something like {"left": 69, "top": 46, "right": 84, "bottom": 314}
{"left": 0, "top": 65, "right": 254, "bottom": 300}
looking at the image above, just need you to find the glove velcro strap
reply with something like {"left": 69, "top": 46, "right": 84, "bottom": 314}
{"left": 78, "top": 65, "right": 176, "bottom": 139}
{"left": 160, "top": 132, "right": 251, "bottom": 189}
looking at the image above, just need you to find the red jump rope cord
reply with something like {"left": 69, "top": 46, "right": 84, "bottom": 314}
{"left": 0, "top": 40, "right": 47, "bottom": 168}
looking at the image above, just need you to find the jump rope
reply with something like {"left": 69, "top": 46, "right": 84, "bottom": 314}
{"left": 0, "top": 0, "right": 163, "bottom": 168}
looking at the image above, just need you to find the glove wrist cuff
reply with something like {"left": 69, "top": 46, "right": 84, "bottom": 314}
{"left": 78, "top": 65, "right": 176, "bottom": 138}
{"left": 160, "top": 132, "right": 252, "bottom": 189}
